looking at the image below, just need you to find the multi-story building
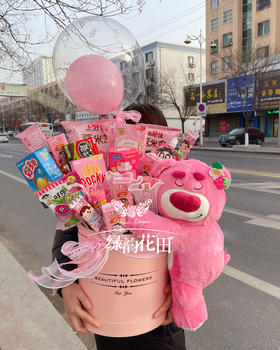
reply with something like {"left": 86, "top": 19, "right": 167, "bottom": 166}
{"left": 23, "top": 56, "right": 56, "bottom": 88}
{"left": 206, "top": 0, "right": 279, "bottom": 82}
{"left": 117, "top": 41, "right": 206, "bottom": 130}
{"left": 204, "top": 0, "right": 279, "bottom": 138}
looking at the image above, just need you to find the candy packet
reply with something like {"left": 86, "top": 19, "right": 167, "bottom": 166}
{"left": 111, "top": 176, "right": 134, "bottom": 207}
{"left": 35, "top": 172, "right": 86, "bottom": 228}
{"left": 61, "top": 120, "right": 115, "bottom": 161}
{"left": 108, "top": 147, "right": 139, "bottom": 178}
{"left": 47, "top": 133, "right": 70, "bottom": 174}
{"left": 16, "top": 148, "right": 63, "bottom": 192}
{"left": 155, "top": 144, "right": 179, "bottom": 160}
{"left": 139, "top": 124, "right": 181, "bottom": 153}
{"left": 178, "top": 130, "right": 199, "bottom": 160}
{"left": 64, "top": 137, "right": 99, "bottom": 162}
{"left": 101, "top": 202, "right": 126, "bottom": 236}
{"left": 15, "top": 122, "right": 49, "bottom": 153}
{"left": 114, "top": 124, "right": 147, "bottom": 158}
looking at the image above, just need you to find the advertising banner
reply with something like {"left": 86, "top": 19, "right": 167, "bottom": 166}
{"left": 227, "top": 75, "right": 254, "bottom": 113}
{"left": 184, "top": 82, "right": 225, "bottom": 107}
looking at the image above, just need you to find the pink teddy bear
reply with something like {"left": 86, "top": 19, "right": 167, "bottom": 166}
{"left": 128, "top": 158, "right": 231, "bottom": 330}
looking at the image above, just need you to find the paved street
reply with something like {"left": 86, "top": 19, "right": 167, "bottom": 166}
{"left": 0, "top": 141, "right": 280, "bottom": 350}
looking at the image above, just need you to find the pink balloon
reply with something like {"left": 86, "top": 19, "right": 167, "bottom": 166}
{"left": 66, "top": 54, "right": 124, "bottom": 114}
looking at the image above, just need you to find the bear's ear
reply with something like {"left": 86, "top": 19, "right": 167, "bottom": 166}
{"left": 209, "top": 161, "right": 231, "bottom": 190}
{"left": 147, "top": 153, "right": 177, "bottom": 178}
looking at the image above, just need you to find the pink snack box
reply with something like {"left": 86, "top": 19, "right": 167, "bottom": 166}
{"left": 47, "top": 133, "right": 70, "bottom": 173}
{"left": 101, "top": 202, "right": 126, "bottom": 235}
{"left": 70, "top": 154, "right": 107, "bottom": 196}
{"left": 108, "top": 147, "right": 139, "bottom": 178}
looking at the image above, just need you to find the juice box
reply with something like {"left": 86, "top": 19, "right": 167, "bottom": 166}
{"left": 16, "top": 148, "right": 63, "bottom": 191}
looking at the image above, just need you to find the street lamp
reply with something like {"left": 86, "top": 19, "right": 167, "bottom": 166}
{"left": 184, "top": 30, "right": 216, "bottom": 147}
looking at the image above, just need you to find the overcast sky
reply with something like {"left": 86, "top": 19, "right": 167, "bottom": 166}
{"left": 2, "top": 0, "right": 205, "bottom": 84}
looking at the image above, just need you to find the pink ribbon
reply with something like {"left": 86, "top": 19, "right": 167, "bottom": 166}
{"left": 113, "top": 109, "right": 141, "bottom": 123}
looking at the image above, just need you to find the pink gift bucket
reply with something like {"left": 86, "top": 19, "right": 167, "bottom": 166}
{"left": 78, "top": 226, "right": 169, "bottom": 337}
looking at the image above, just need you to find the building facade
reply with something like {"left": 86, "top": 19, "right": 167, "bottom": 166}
{"left": 204, "top": 0, "right": 279, "bottom": 138}
{"left": 23, "top": 56, "right": 56, "bottom": 88}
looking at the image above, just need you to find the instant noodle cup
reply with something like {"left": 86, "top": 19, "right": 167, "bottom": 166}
{"left": 139, "top": 124, "right": 181, "bottom": 153}
{"left": 15, "top": 122, "right": 49, "bottom": 153}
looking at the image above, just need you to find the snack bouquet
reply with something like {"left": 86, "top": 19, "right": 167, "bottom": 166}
{"left": 15, "top": 15, "right": 231, "bottom": 337}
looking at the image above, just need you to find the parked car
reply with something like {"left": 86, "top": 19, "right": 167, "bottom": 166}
{"left": 0, "top": 132, "right": 9, "bottom": 143}
{"left": 219, "top": 127, "right": 265, "bottom": 147}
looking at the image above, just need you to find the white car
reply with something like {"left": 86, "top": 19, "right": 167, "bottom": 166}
{"left": 0, "top": 133, "right": 9, "bottom": 143}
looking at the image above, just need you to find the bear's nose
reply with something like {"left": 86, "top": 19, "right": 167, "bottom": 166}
{"left": 172, "top": 170, "right": 186, "bottom": 179}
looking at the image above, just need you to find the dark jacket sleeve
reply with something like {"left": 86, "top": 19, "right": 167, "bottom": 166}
{"left": 52, "top": 225, "right": 79, "bottom": 296}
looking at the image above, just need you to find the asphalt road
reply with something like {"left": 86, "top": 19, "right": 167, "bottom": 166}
{"left": 1, "top": 141, "right": 280, "bottom": 350}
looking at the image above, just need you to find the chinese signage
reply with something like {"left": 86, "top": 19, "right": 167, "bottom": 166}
{"left": 184, "top": 82, "right": 225, "bottom": 106}
{"left": 0, "top": 83, "right": 27, "bottom": 97}
{"left": 227, "top": 75, "right": 254, "bottom": 113}
{"left": 255, "top": 70, "right": 280, "bottom": 110}
{"left": 75, "top": 111, "right": 99, "bottom": 121}
{"left": 218, "top": 120, "right": 228, "bottom": 132}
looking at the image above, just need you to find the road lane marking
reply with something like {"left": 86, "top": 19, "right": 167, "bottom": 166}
{"left": 229, "top": 168, "right": 280, "bottom": 178}
{"left": 0, "top": 170, "right": 27, "bottom": 185}
{"left": 0, "top": 153, "right": 13, "bottom": 158}
{"left": 224, "top": 207, "right": 280, "bottom": 230}
{"left": 191, "top": 150, "right": 280, "bottom": 160}
{"left": 230, "top": 182, "right": 280, "bottom": 195}
{"left": 223, "top": 265, "right": 280, "bottom": 299}
{"left": 6, "top": 150, "right": 27, "bottom": 156}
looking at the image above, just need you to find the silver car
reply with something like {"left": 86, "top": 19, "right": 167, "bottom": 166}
{"left": 0, "top": 132, "right": 9, "bottom": 143}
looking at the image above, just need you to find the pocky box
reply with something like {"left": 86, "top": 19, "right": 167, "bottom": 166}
{"left": 15, "top": 122, "right": 49, "bottom": 153}
{"left": 108, "top": 147, "right": 139, "bottom": 178}
{"left": 63, "top": 137, "right": 99, "bottom": 161}
{"left": 16, "top": 148, "right": 63, "bottom": 192}
{"left": 70, "top": 154, "right": 107, "bottom": 196}
{"left": 47, "top": 133, "right": 70, "bottom": 174}
{"left": 35, "top": 172, "right": 86, "bottom": 228}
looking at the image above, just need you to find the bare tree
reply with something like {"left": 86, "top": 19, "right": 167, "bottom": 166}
{"left": 157, "top": 66, "right": 196, "bottom": 134}
{"left": 217, "top": 45, "right": 280, "bottom": 145}
{"left": 0, "top": 0, "right": 146, "bottom": 72}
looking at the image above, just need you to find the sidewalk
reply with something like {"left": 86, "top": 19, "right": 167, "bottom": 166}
{"left": 0, "top": 242, "right": 88, "bottom": 350}
{"left": 192, "top": 141, "right": 280, "bottom": 154}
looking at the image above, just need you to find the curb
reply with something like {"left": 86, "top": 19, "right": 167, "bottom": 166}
{"left": 191, "top": 147, "right": 280, "bottom": 155}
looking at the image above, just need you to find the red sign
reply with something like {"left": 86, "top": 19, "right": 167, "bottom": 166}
{"left": 218, "top": 120, "right": 228, "bottom": 132}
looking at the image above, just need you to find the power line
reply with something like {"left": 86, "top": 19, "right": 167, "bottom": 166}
{"left": 135, "top": 1, "right": 205, "bottom": 40}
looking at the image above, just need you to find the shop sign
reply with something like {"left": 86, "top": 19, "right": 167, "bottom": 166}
{"left": 227, "top": 75, "right": 254, "bottom": 113}
{"left": 256, "top": 70, "right": 280, "bottom": 110}
{"left": 184, "top": 82, "right": 225, "bottom": 107}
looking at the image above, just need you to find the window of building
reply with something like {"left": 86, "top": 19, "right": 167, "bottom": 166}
{"left": 146, "top": 85, "right": 154, "bottom": 98}
{"left": 146, "top": 68, "right": 154, "bottom": 80}
{"left": 188, "top": 73, "right": 194, "bottom": 81}
{"left": 188, "top": 56, "right": 195, "bottom": 67}
{"left": 258, "top": 20, "right": 270, "bottom": 36}
{"left": 257, "top": 0, "right": 270, "bottom": 11}
{"left": 132, "top": 56, "right": 139, "bottom": 66}
{"left": 211, "top": 61, "right": 218, "bottom": 74}
{"left": 257, "top": 46, "right": 269, "bottom": 58}
{"left": 223, "top": 32, "right": 232, "bottom": 46}
{"left": 222, "top": 56, "right": 232, "bottom": 70}
{"left": 132, "top": 72, "right": 140, "bottom": 82}
{"left": 120, "top": 61, "right": 127, "bottom": 70}
{"left": 211, "top": 0, "right": 218, "bottom": 9}
{"left": 145, "top": 52, "right": 153, "bottom": 62}
{"left": 211, "top": 17, "right": 218, "bottom": 31}
{"left": 223, "top": 9, "right": 232, "bottom": 24}
{"left": 210, "top": 39, "right": 218, "bottom": 53}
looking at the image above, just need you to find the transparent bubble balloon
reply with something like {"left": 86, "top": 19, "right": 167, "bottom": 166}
{"left": 53, "top": 16, "right": 145, "bottom": 113}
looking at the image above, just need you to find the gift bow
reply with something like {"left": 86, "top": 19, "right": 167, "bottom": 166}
{"left": 113, "top": 109, "right": 141, "bottom": 123}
